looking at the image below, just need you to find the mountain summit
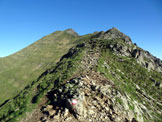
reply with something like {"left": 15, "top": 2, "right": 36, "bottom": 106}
{"left": 0, "top": 28, "right": 162, "bottom": 122}
{"left": 64, "top": 28, "right": 79, "bottom": 37}
{"left": 96, "top": 27, "right": 131, "bottom": 39}
{"left": 0, "top": 29, "right": 78, "bottom": 104}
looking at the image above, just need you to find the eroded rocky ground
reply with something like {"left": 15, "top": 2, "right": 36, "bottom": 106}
{"left": 23, "top": 71, "right": 142, "bottom": 122}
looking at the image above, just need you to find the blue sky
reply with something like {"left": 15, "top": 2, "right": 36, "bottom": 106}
{"left": 0, "top": 0, "right": 162, "bottom": 59}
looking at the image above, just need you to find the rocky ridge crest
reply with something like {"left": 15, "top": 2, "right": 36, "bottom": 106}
{"left": 95, "top": 27, "right": 162, "bottom": 72}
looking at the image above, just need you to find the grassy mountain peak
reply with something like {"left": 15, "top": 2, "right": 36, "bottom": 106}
{"left": 0, "top": 29, "right": 81, "bottom": 104}
{"left": 64, "top": 28, "right": 79, "bottom": 37}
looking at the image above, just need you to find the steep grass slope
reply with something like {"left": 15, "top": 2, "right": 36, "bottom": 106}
{"left": 0, "top": 29, "right": 79, "bottom": 104}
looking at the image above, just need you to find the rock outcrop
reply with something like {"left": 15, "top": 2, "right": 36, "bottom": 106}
{"left": 95, "top": 27, "right": 162, "bottom": 72}
{"left": 97, "top": 27, "right": 132, "bottom": 46}
{"left": 131, "top": 48, "right": 162, "bottom": 72}
{"left": 40, "top": 72, "right": 141, "bottom": 122}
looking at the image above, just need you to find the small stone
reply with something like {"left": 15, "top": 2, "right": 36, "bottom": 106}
{"left": 64, "top": 108, "right": 69, "bottom": 117}
{"left": 88, "top": 109, "right": 95, "bottom": 115}
{"left": 49, "top": 110, "right": 56, "bottom": 116}
{"left": 112, "top": 114, "right": 116, "bottom": 119}
{"left": 41, "top": 116, "right": 47, "bottom": 121}
{"left": 105, "top": 116, "right": 108, "bottom": 120}
{"left": 64, "top": 116, "right": 73, "bottom": 121}
{"left": 53, "top": 114, "right": 60, "bottom": 120}
{"left": 46, "top": 105, "right": 53, "bottom": 110}
{"left": 110, "top": 110, "right": 113, "bottom": 114}
{"left": 89, "top": 119, "right": 93, "bottom": 122}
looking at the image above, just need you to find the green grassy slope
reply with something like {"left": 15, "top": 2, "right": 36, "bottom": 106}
{"left": 96, "top": 40, "right": 162, "bottom": 121}
{"left": 0, "top": 37, "right": 87, "bottom": 122}
{"left": 0, "top": 29, "right": 80, "bottom": 104}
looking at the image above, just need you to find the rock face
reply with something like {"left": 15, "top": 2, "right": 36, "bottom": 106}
{"left": 96, "top": 27, "right": 162, "bottom": 72}
{"left": 131, "top": 48, "right": 162, "bottom": 72}
{"left": 97, "top": 27, "right": 132, "bottom": 45}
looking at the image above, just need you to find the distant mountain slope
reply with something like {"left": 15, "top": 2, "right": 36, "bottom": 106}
{"left": 0, "top": 29, "right": 80, "bottom": 104}
{"left": 0, "top": 28, "right": 162, "bottom": 122}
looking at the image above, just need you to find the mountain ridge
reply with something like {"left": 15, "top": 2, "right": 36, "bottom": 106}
{"left": 0, "top": 27, "right": 162, "bottom": 122}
